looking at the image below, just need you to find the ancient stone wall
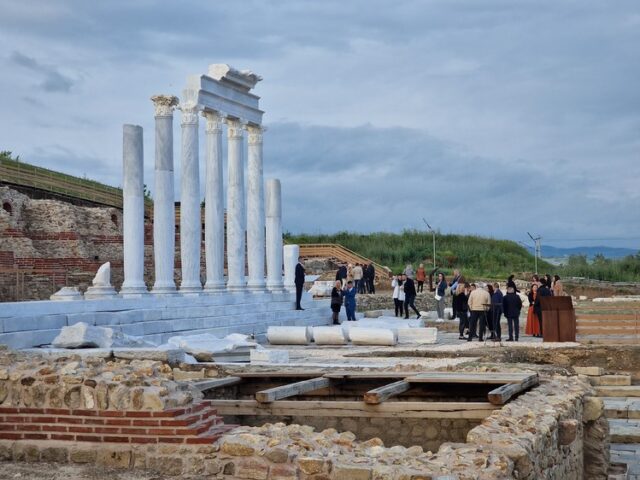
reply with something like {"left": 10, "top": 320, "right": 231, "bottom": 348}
{"left": 223, "top": 414, "right": 478, "bottom": 452}
{"left": 0, "top": 347, "right": 610, "bottom": 479}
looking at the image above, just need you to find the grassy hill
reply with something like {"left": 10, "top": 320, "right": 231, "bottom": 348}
{"left": 285, "top": 230, "right": 553, "bottom": 280}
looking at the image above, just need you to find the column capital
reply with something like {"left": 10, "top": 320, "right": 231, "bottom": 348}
{"left": 226, "top": 118, "right": 246, "bottom": 139}
{"left": 247, "top": 125, "right": 264, "bottom": 145}
{"left": 179, "top": 102, "right": 202, "bottom": 126}
{"left": 150, "top": 95, "right": 179, "bottom": 117}
{"left": 203, "top": 111, "right": 226, "bottom": 133}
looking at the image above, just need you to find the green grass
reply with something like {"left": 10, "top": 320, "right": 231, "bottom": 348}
{"left": 285, "top": 230, "right": 554, "bottom": 280}
{"left": 286, "top": 230, "right": 640, "bottom": 282}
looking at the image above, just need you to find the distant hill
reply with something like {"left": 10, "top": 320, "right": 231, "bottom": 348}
{"left": 526, "top": 245, "right": 639, "bottom": 260}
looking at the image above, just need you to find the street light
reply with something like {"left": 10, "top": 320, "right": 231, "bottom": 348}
{"left": 527, "top": 232, "right": 542, "bottom": 275}
{"left": 422, "top": 218, "right": 436, "bottom": 269}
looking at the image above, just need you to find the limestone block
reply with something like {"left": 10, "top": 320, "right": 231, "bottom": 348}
{"left": 52, "top": 322, "right": 115, "bottom": 348}
{"left": 166, "top": 333, "right": 256, "bottom": 361}
{"left": 50, "top": 286, "right": 83, "bottom": 301}
{"left": 583, "top": 397, "right": 604, "bottom": 422}
{"left": 419, "top": 310, "right": 438, "bottom": 320}
{"left": 250, "top": 348, "right": 289, "bottom": 364}
{"left": 589, "top": 375, "right": 631, "bottom": 386}
{"left": 267, "top": 326, "right": 312, "bottom": 345}
{"left": 444, "top": 307, "right": 454, "bottom": 319}
{"left": 574, "top": 366, "right": 605, "bottom": 376}
{"left": 313, "top": 326, "right": 348, "bottom": 345}
{"left": 112, "top": 348, "right": 185, "bottom": 364}
{"left": 397, "top": 327, "right": 437, "bottom": 344}
{"left": 349, "top": 327, "right": 397, "bottom": 346}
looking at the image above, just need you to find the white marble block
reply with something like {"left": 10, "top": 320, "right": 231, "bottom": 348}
{"left": 267, "top": 326, "right": 312, "bottom": 345}
{"left": 52, "top": 322, "right": 115, "bottom": 348}
{"left": 313, "top": 326, "right": 347, "bottom": 345}
{"left": 349, "top": 327, "right": 397, "bottom": 346}
{"left": 283, "top": 244, "right": 300, "bottom": 292}
{"left": 420, "top": 311, "right": 438, "bottom": 320}
{"left": 250, "top": 348, "right": 289, "bottom": 364}
{"left": 397, "top": 327, "right": 438, "bottom": 344}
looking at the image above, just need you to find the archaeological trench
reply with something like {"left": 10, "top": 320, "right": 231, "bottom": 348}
{"left": 2, "top": 63, "right": 640, "bottom": 479}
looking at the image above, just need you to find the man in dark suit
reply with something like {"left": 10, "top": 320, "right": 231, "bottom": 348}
{"left": 295, "top": 257, "right": 305, "bottom": 310}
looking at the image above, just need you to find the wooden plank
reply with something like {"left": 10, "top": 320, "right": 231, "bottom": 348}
{"left": 192, "top": 376, "right": 242, "bottom": 391}
{"left": 364, "top": 380, "right": 411, "bottom": 404}
{"left": 405, "top": 372, "right": 535, "bottom": 385}
{"left": 324, "top": 371, "right": 423, "bottom": 380}
{"left": 209, "top": 399, "right": 496, "bottom": 419}
{"left": 255, "top": 377, "right": 332, "bottom": 403}
{"left": 487, "top": 375, "right": 539, "bottom": 405}
{"left": 231, "top": 371, "right": 327, "bottom": 378}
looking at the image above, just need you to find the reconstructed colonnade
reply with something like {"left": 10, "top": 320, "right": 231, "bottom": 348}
{"left": 120, "top": 64, "right": 284, "bottom": 296}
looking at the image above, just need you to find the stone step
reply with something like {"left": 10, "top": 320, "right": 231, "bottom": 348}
{"left": 597, "top": 386, "right": 640, "bottom": 398}
{"left": 610, "top": 443, "right": 640, "bottom": 477}
{"left": 609, "top": 420, "right": 640, "bottom": 443}
{"left": 589, "top": 375, "right": 632, "bottom": 387}
{"left": 603, "top": 398, "right": 640, "bottom": 419}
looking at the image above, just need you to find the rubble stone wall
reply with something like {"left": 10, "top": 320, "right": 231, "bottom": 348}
{"left": 223, "top": 414, "right": 479, "bottom": 452}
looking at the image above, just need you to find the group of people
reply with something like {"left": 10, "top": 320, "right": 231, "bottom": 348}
{"left": 391, "top": 273, "right": 421, "bottom": 319}
{"left": 335, "top": 262, "right": 376, "bottom": 294}
{"left": 525, "top": 273, "right": 565, "bottom": 337}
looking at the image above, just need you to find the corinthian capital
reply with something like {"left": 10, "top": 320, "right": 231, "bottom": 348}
{"left": 247, "top": 125, "right": 264, "bottom": 146}
{"left": 179, "top": 102, "right": 201, "bottom": 126}
{"left": 150, "top": 94, "right": 179, "bottom": 117}
{"left": 203, "top": 111, "right": 226, "bottom": 133}
{"left": 226, "top": 119, "right": 246, "bottom": 139}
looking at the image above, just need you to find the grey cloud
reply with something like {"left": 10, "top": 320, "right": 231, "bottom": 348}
{"left": 10, "top": 51, "right": 74, "bottom": 93}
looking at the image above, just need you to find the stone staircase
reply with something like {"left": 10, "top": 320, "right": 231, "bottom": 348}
{"left": 586, "top": 368, "right": 640, "bottom": 479}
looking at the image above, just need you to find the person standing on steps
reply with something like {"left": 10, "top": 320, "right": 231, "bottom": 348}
{"left": 403, "top": 274, "right": 420, "bottom": 319}
{"left": 294, "top": 257, "right": 305, "bottom": 310}
{"left": 330, "top": 280, "right": 343, "bottom": 325}
{"left": 366, "top": 263, "right": 376, "bottom": 294}
{"left": 343, "top": 280, "right": 357, "bottom": 321}
{"left": 336, "top": 263, "right": 348, "bottom": 287}
{"left": 503, "top": 286, "right": 523, "bottom": 341}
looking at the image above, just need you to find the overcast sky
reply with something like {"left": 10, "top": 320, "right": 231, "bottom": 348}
{"left": 1, "top": 1, "right": 639, "bottom": 248}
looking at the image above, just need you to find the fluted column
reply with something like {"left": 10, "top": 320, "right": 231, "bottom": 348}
{"left": 226, "top": 119, "right": 246, "bottom": 291}
{"left": 178, "top": 102, "right": 202, "bottom": 293}
{"left": 202, "top": 111, "right": 226, "bottom": 292}
{"left": 246, "top": 125, "right": 266, "bottom": 292}
{"left": 150, "top": 95, "right": 179, "bottom": 295}
{"left": 283, "top": 244, "right": 300, "bottom": 292}
{"left": 265, "top": 179, "right": 283, "bottom": 292}
{"left": 120, "top": 124, "right": 148, "bottom": 297}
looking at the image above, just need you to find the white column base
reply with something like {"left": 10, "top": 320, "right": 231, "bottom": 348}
{"left": 179, "top": 285, "right": 202, "bottom": 295}
{"left": 84, "top": 286, "right": 118, "bottom": 300}
{"left": 119, "top": 285, "right": 149, "bottom": 298}
{"left": 203, "top": 280, "right": 226, "bottom": 294}
{"left": 151, "top": 284, "right": 178, "bottom": 296}
{"left": 246, "top": 280, "right": 267, "bottom": 293}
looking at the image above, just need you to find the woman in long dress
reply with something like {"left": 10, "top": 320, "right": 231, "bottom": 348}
{"left": 525, "top": 284, "right": 541, "bottom": 337}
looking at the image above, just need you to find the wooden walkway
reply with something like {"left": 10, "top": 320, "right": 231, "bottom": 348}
{"left": 298, "top": 243, "right": 392, "bottom": 281}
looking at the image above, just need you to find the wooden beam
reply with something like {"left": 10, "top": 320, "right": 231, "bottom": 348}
{"left": 255, "top": 377, "right": 332, "bottom": 403}
{"left": 192, "top": 376, "right": 242, "bottom": 391}
{"left": 324, "top": 371, "right": 421, "bottom": 380}
{"left": 210, "top": 399, "right": 496, "bottom": 419}
{"left": 405, "top": 372, "right": 536, "bottom": 385}
{"left": 487, "top": 375, "right": 540, "bottom": 405}
{"left": 364, "top": 380, "right": 411, "bottom": 404}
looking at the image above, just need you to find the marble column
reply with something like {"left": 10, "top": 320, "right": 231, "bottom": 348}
{"left": 265, "top": 179, "right": 284, "bottom": 292}
{"left": 179, "top": 102, "right": 202, "bottom": 293}
{"left": 120, "top": 124, "right": 148, "bottom": 297}
{"left": 246, "top": 125, "right": 266, "bottom": 292}
{"left": 283, "top": 244, "right": 300, "bottom": 292}
{"left": 203, "top": 111, "right": 226, "bottom": 292}
{"left": 226, "top": 119, "right": 246, "bottom": 291}
{"left": 150, "top": 95, "right": 179, "bottom": 295}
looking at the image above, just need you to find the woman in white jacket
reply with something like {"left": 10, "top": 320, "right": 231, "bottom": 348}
{"left": 392, "top": 274, "right": 405, "bottom": 317}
